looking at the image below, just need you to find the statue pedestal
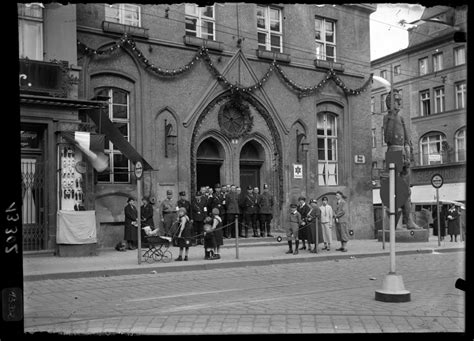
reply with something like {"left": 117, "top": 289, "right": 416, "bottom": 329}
{"left": 377, "top": 228, "right": 429, "bottom": 242}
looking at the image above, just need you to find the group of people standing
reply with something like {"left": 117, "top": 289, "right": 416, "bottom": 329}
{"left": 286, "top": 191, "right": 350, "bottom": 255}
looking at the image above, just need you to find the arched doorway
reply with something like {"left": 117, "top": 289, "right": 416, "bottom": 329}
{"left": 240, "top": 140, "right": 264, "bottom": 191}
{"left": 196, "top": 137, "right": 224, "bottom": 189}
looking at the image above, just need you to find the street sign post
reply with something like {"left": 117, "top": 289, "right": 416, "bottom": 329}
{"left": 431, "top": 174, "right": 444, "bottom": 247}
{"left": 135, "top": 161, "right": 143, "bottom": 264}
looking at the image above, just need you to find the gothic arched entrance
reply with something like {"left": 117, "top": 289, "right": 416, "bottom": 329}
{"left": 239, "top": 140, "right": 264, "bottom": 191}
{"left": 196, "top": 137, "right": 224, "bottom": 189}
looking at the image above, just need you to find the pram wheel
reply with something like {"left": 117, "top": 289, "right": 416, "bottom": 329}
{"left": 161, "top": 250, "right": 172, "bottom": 262}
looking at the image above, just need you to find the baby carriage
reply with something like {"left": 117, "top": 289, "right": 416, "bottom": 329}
{"left": 141, "top": 226, "right": 172, "bottom": 263}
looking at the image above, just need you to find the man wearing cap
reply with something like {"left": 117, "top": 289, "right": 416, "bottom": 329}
{"left": 177, "top": 191, "right": 191, "bottom": 224}
{"left": 334, "top": 191, "right": 349, "bottom": 252}
{"left": 211, "top": 184, "right": 228, "bottom": 236}
{"left": 159, "top": 190, "right": 177, "bottom": 236}
{"left": 236, "top": 186, "right": 244, "bottom": 237}
{"left": 124, "top": 197, "right": 138, "bottom": 250}
{"left": 192, "top": 191, "right": 208, "bottom": 245}
{"left": 240, "top": 185, "right": 259, "bottom": 237}
{"left": 257, "top": 184, "right": 275, "bottom": 237}
{"left": 225, "top": 184, "right": 241, "bottom": 238}
{"left": 287, "top": 203, "right": 302, "bottom": 254}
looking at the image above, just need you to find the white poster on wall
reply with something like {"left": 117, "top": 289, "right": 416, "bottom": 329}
{"left": 293, "top": 164, "right": 303, "bottom": 179}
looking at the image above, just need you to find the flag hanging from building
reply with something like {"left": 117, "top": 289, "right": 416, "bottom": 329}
{"left": 62, "top": 131, "right": 109, "bottom": 172}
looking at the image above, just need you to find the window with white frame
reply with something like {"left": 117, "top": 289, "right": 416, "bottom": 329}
{"left": 434, "top": 87, "right": 445, "bottom": 113}
{"left": 370, "top": 96, "right": 375, "bottom": 113}
{"left": 394, "top": 65, "right": 401, "bottom": 75}
{"left": 257, "top": 6, "right": 282, "bottom": 52}
{"left": 455, "top": 81, "right": 466, "bottom": 109}
{"left": 455, "top": 128, "right": 466, "bottom": 162}
{"left": 380, "top": 70, "right": 387, "bottom": 79}
{"left": 381, "top": 93, "right": 388, "bottom": 112}
{"left": 371, "top": 129, "right": 376, "bottom": 148}
{"left": 316, "top": 112, "right": 338, "bottom": 185}
{"left": 105, "top": 4, "right": 141, "bottom": 27}
{"left": 418, "top": 57, "right": 428, "bottom": 75}
{"left": 433, "top": 52, "right": 443, "bottom": 72}
{"left": 454, "top": 46, "right": 466, "bottom": 66}
{"left": 18, "top": 3, "right": 43, "bottom": 60}
{"left": 420, "top": 132, "right": 446, "bottom": 165}
{"left": 95, "top": 88, "right": 131, "bottom": 183}
{"left": 185, "top": 4, "right": 215, "bottom": 40}
{"left": 420, "top": 90, "right": 431, "bottom": 116}
{"left": 315, "top": 16, "right": 336, "bottom": 62}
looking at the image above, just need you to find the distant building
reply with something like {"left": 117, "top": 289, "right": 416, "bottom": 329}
{"left": 371, "top": 5, "right": 466, "bottom": 228}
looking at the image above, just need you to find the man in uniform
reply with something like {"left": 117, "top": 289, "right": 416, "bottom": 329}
{"left": 236, "top": 186, "right": 244, "bottom": 237}
{"left": 257, "top": 184, "right": 275, "bottom": 237}
{"left": 159, "top": 189, "right": 177, "bottom": 236}
{"left": 192, "top": 191, "right": 208, "bottom": 245}
{"left": 383, "top": 89, "right": 420, "bottom": 229}
{"left": 177, "top": 191, "right": 192, "bottom": 233}
{"left": 225, "top": 184, "right": 241, "bottom": 238}
{"left": 240, "top": 185, "right": 258, "bottom": 237}
{"left": 211, "top": 183, "right": 228, "bottom": 237}
{"left": 253, "top": 186, "right": 262, "bottom": 236}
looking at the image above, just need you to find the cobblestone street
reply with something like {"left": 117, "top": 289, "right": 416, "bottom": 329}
{"left": 24, "top": 251, "right": 465, "bottom": 334}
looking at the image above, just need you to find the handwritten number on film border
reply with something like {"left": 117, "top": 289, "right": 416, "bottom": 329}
{"left": 5, "top": 201, "right": 19, "bottom": 254}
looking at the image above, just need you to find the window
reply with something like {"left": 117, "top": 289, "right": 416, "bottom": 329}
{"left": 371, "top": 129, "right": 376, "bottom": 148}
{"left": 455, "top": 82, "right": 466, "bottom": 109}
{"left": 372, "top": 161, "right": 377, "bottom": 169}
{"left": 434, "top": 87, "right": 445, "bottom": 113}
{"left": 185, "top": 4, "right": 215, "bottom": 40}
{"left": 18, "top": 3, "right": 43, "bottom": 60}
{"left": 454, "top": 46, "right": 466, "bottom": 65}
{"left": 394, "top": 65, "right": 401, "bottom": 75}
{"left": 420, "top": 133, "right": 446, "bottom": 165}
{"left": 257, "top": 6, "right": 282, "bottom": 53}
{"left": 420, "top": 90, "right": 431, "bottom": 116}
{"left": 316, "top": 112, "right": 338, "bottom": 185}
{"left": 380, "top": 70, "right": 387, "bottom": 79}
{"left": 381, "top": 127, "right": 386, "bottom": 146}
{"left": 315, "top": 17, "right": 336, "bottom": 62}
{"left": 419, "top": 57, "right": 428, "bottom": 75}
{"left": 370, "top": 96, "right": 375, "bottom": 113}
{"left": 433, "top": 53, "right": 443, "bottom": 72}
{"left": 105, "top": 4, "right": 141, "bottom": 27}
{"left": 455, "top": 128, "right": 466, "bottom": 162}
{"left": 381, "top": 93, "right": 388, "bottom": 112}
{"left": 95, "top": 88, "right": 131, "bottom": 183}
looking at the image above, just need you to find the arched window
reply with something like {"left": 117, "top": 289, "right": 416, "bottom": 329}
{"left": 95, "top": 88, "right": 131, "bottom": 183}
{"left": 455, "top": 128, "right": 466, "bottom": 162}
{"left": 420, "top": 132, "right": 446, "bottom": 165}
{"left": 317, "top": 112, "right": 338, "bottom": 185}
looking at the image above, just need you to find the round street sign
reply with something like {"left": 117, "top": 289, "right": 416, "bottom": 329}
{"left": 134, "top": 161, "right": 143, "bottom": 180}
{"left": 431, "top": 173, "right": 443, "bottom": 188}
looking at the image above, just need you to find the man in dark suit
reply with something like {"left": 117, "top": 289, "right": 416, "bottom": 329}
{"left": 240, "top": 185, "right": 258, "bottom": 237}
{"left": 257, "top": 184, "right": 275, "bottom": 237}
{"left": 225, "top": 184, "right": 241, "bottom": 238}
{"left": 297, "top": 196, "right": 311, "bottom": 250}
{"left": 211, "top": 183, "right": 227, "bottom": 236}
{"left": 192, "top": 191, "right": 208, "bottom": 245}
{"left": 177, "top": 191, "right": 191, "bottom": 218}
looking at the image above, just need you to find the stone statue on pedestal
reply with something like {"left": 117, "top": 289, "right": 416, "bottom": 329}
{"left": 383, "top": 90, "right": 420, "bottom": 230}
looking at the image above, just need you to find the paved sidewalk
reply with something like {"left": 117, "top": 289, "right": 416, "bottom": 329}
{"left": 23, "top": 234, "right": 465, "bottom": 281}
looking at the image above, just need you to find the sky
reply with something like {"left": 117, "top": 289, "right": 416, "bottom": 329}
{"left": 370, "top": 3, "right": 426, "bottom": 60}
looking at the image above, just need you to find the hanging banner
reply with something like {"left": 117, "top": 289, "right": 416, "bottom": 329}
{"left": 293, "top": 164, "right": 303, "bottom": 179}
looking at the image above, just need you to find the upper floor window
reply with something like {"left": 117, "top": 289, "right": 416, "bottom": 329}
{"left": 434, "top": 87, "right": 445, "bottom": 113}
{"left": 419, "top": 57, "right": 428, "bottom": 75}
{"left": 370, "top": 96, "right": 375, "bottom": 113}
{"left": 18, "top": 3, "right": 43, "bottom": 60}
{"left": 257, "top": 6, "right": 282, "bottom": 53}
{"left": 455, "top": 128, "right": 466, "bottom": 162}
{"left": 455, "top": 81, "right": 466, "bottom": 109}
{"left": 95, "top": 88, "right": 131, "bottom": 183}
{"left": 381, "top": 127, "right": 386, "bottom": 146}
{"left": 380, "top": 70, "right": 387, "bottom": 79}
{"left": 371, "top": 129, "right": 376, "bottom": 148}
{"left": 185, "top": 4, "right": 215, "bottom": 40}
{"left": 316, "top": 112, "right": 338, "bottom": 185}
{"left": 454, "top": 46, "right": 466, "bottom": 66}
{"left": 394, "top": 65, "right": 401, "bottom": 75}
{"left": 105, "top": 4, "right": 141, "bottom": 27}
{"left": 432, "top": 53, "right": 443, "bottom": 72}
{"left": 315, "top": 17, "right": 336, "bottom": 62}
{"left": 420, "top": 132, "right": 446, "bottom": 165}
{"left": 381, "top": 93, "right": 388, "bottom": 112}
{"left": 420, "top": 90, "right": 431, "bottom": 116}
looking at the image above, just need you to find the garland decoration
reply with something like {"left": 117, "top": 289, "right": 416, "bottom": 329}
{"left": 77, "top": 34, "right": 372, "bottom": 97}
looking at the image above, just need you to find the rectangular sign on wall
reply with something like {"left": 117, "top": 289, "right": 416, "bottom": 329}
{"left": 293, "top": 164, "right": 303, "bottom": 179}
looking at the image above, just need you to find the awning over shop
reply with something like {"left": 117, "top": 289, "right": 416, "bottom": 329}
{"left": 82, "top": 108, "right": 153, "bottom": 171}
{"left": 373, "top": 183, "right": 466, "bottom": 205}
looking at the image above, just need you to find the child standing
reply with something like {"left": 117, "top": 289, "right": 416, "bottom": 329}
{"left": 174, "top": 207, "right": 193, "bottom": 261}
{"left": 203, "top": 216, "right": 216, "bottom": 260}
{"left": 286, "top": 204, "right": 301, "bottom": 255}
{"left": 211, "top": 208, "right": 223, "bottom": 259}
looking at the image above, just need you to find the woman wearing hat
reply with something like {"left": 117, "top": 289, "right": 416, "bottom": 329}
{"left": 174, "top": 207, "right": 193, "bottom": 261}
{"left": 447, "top": 203, "right": 460, "bottom": 242}
{"left": 124, "top": 197, "right": 138, "bottom": 250}
{"left": 141, "top": 197, "right": 155, "bottom": 229}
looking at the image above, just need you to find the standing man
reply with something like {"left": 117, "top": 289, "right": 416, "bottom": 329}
{"left": 224, "top": 185, "right": 240, "bottom": 238}
{"left": 212, "top": 184, "right": 227, "bottom": 237}
{"left": 297, "top": 196, "right": 311, "bottom": 250}
{"left": 253, "top": 186, "right": 262, "bottom": 236}
{"left": 192, "top": 191, "right": 208, "bottom": 245}
{"left": 319, "top": 196, "right": 334, "bottom": 251}
{"left": 177, "top": 191, "right": 191, "bottom": 220}
{"left": 257, "top": 184, "right": 275, "bottom": 237}
{"left": 240, "top": 185, "right": 258, "bottom": 237}
{"left": 236, "top": 186, "right": 244, "bottom": 237}
{"left": 159, "top": 190, "right": 177, "bottom": 236}
{"left": 334, "top": 191, "right": 349, "bottom": 252}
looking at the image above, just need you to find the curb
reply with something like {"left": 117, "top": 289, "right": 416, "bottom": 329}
{"left": 23, "top": 247, "right": 464, "bottom": 282}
